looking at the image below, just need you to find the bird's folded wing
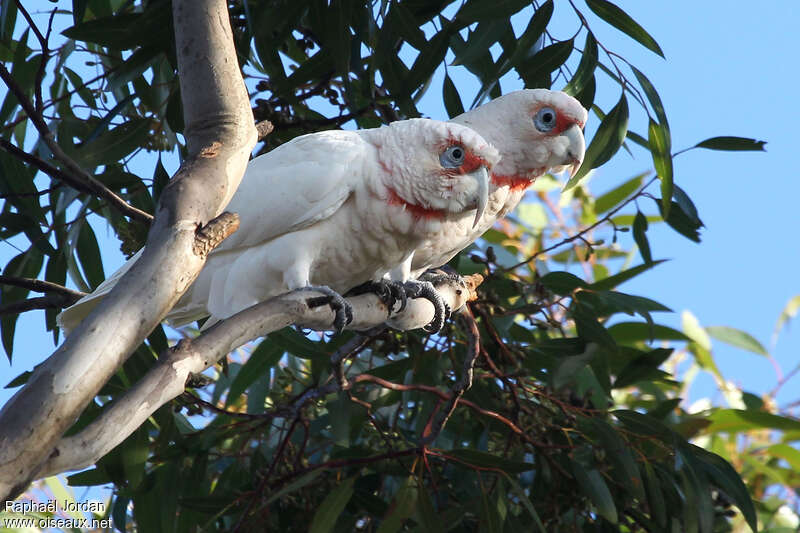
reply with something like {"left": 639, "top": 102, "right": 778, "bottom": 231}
{"left": 216, "top": 129, "right": 371, "bottom": 251}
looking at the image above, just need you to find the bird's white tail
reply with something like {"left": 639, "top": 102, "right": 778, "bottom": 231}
{"left": 56, "top": 249, "right": 143, "bottom": 335}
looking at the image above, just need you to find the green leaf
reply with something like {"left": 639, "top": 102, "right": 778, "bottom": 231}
{"left": 594, "top": 172, "right": 644, "bottom": 214}
{"left": 571, "top": 463, "right": 617, "bottom": 523}
{"left": 633, "top": 210, "right": 652, "bottom": 264}
{"left": 642, "top": 462, "right": 667, "bottom": 527}
{"left": 689, "top": 445, "right": 758, "bottom": 532}
{"left": 539, "top": 271, "right": 587, "bottom": 295}
{"left": 501, "top": 473, "right": 546, "bottom": 532}
{"left": 226, "top": 341, "right": 283, "bottom": 405}
{"left": 567, "top": 94, "right": 629, "bottom": 189}
{"left": 518, "top": 39, "right": 573, "bottom": 88}
{"left": 67, "top": 467, "right": 112, "bottom": 487}
{"left": 552, "top": 345, "right": 597, "bottom": 390}
{"left": 774, "top": 294, "right": 800, "bottom": 342}
{"left": 442, "top": 73, "right": 464, "bottom": 118}
{"left": 694, "top": 136, "right": 767, "bottom": 151}
{"left": 45, "top": 476, "right": 83, "bottom": 520}
{"left": 672, "top": 186, "right": 702, "bottom": 226}
{"left": 76, "top": 220, "right": 105, "bottom": 289}
{"left": 268, "top": 327, "right": 327, "bottom": 359}
{"left": 64, "top": 66, "right": 96, "bottom": 109}
{"left": 265, "top": 470, "right": 323, "bottom": 505}
{"left": 648, "top": 119, "right": 673, "bottom": 215}
{"left": 377, "top": 477, "right": 418, "bottom": 533}
{"left": 767, "top": 443, "right": 800, "bottom": 471}
{"left": 75, "top": 118, "right": 151, "bottom": 169}
{"left": 572, "top": 304, "right": 617, "bottom": 352}
{"left": 580, "top": 417, "right": 645, "bottom": 500}
{"left": 564, "top": 32, "right": 598, "bottom": 97}
{"left": 704, "top": 326, "right": 768, "bottom": 357}
{"left": 706, "top": 409, "right": 800, "bottom": 434}
{"left": 152, "top": 156, "right": 170, "bottom": 203}
{"left": 107, "top": 46, "right": 162, "bottom": 93}
{"left": 479, "top": 482, "right": 502, "bottom": 533}
{"left": 415, "top": 480, "right": 445, "bottom": 533}
{"left": 446, "top": 449, "right": 535, "bottom": 473}
{"left": 63, "top": 14, "right": 145, "bottom": 49}
{"left": 503, "top": 1, "right": 553, "bottom": 79}
{"left": 390, "top": 3, "right": 425, "bottom": 49}
{"left": 614, "top": 347, "right": 673, "bottom": 388}
{"left": 309, "top": 477, "right": 355, "bottom": 533}
{"left": 455, "top": 0, "right": 531, "bottom": 26}
{"left": 452, "top": 20, "right": 507, "bottom": 67}
{"left": 590, "top": 260, "right": 665, "bottom": 291}
{"left": 4, "top": 369, "right": 32, "bottom": 388}
{"left": 613, "top": 410, "right": 674, "bottom": 441}
{"left": 585, "top": 0, "right": 664, "bottom": 57}
{"left": 631, "top": 65, "right": 668, "bottom": 132}
{"left": 654, "top": 199, "right": 702, "bottom": 243}
{"left": 408, "top": 29, "right": 451, "bottom": 91}
{"left": 122, "top": 427, "right": 149, "bottom": 490}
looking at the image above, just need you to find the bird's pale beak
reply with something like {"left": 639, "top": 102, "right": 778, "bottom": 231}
{"left": 471, "top": 166, "right": 490, "bottom": 228}
{"left": 564, "top": 123, "right": 586, "bottom": 178}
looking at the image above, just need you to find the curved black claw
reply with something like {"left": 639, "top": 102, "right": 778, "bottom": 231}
{"left": 403, "top": 280, "right": 447, "bottom": 333}
{"left": 418, "top": 268, "right": 462, "bottom": 286}
{"left": 345, "top": 279, "right": 408, "bottom": 316}
{"left": 301, "top": 285, "right": 353, "bottom": 333}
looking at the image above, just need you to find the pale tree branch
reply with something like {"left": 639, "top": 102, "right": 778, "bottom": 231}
{"left": 0, "top": 0, "right": 258, "bottom": 501}
{"left": 38, "top": 276, "right": 481, "bottom": 477}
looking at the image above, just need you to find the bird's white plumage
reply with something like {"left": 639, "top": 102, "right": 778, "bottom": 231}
{"left": 57, "top": 118, "right": 499, "bottom": 333}
{"left": 408, "top": 89, "right": 589, "bottom": 277}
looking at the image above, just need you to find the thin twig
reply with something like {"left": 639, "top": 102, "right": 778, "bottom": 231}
{"left": 505, "top": 176, "right": 657, "bottom": 271}
{"left": 0, "top": 275, "right": 86, "bottom": 299}
{"left": 0, "top": 294, "right": 81, "bottom": 316}
{"left": 13, "top": 1, "right": 55, "bottom": 114}
{"left": 330, "top": 326, "right": 386, "bottom": 388}
{"left": 0, "top": 63, "right": 153, "bottom": 224}
{"left": 421, "top": 307, "right": 481, "bottom": 444}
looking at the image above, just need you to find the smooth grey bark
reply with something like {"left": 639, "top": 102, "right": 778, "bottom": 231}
{"left": 0, "top": 0, "right": 257, "bottom": 501}
{"left": 37, "top": 278, "right": 478, "bottom": 477}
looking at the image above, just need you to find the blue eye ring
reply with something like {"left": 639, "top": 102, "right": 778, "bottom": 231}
{"left": 440, "top": 145, "right": 466, "bottom": 168}
{"left": 534, "top": 107, "right": 557, "bottom": 132}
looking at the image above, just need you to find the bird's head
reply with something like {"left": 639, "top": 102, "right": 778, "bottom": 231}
{"left": 451, "top": 89, "right": 588, "bottom": 188}
{"left": 374, "top": 119, "right": 500, "bottom": 228}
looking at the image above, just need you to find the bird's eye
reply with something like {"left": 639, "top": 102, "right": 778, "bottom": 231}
{"left": 534, "top": 107, "right": 557, "bottom": 132}
{"left": 440, "top": 145, "right": 466, "bottom": 168}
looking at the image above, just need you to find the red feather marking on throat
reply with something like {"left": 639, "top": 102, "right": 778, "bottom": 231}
{"left": 386, "top": 188, "right": 446, "bottom": 220}
{"left": 491, "top": 170, "right": 544, "bottom": 192}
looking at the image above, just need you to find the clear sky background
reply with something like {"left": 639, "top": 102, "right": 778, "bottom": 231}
{"left": 1, "top": 2, "right": 799, "bottom": 450}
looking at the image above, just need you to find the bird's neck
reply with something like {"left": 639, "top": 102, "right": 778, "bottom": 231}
{"left": 385, "top": 187, "right": 446, "bottom": 220}
{"left": 491, "top": 168, "right": 545, "bottom": 192}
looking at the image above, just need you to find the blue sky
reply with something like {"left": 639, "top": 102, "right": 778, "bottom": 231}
{"left": 1, "top": 2, "right": 799, "bottom": 439}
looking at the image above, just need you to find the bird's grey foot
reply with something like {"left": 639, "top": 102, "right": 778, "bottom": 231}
{"left": 301, "top": 285, "right": 353, "bottom": 333}
{"left": 345, "top": 279, "right": 408, "bottom": 316}
{"left": 418, "top": 268, "right": 462, "bottom": 287}
{"left": 402, "top": 280, "right": 448, "bottom": 333}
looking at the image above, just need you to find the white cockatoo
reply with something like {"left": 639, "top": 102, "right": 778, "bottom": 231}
{"left": 408, "top": 89, "right": 588, "bottom": 277}
{"left": 57, "top": 119, "right": 499, "bottom": 334}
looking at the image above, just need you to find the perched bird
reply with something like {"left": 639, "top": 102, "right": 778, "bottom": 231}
{"left": 57, "top": 119, "right": 499, "bottom": 334}
{"left": 408, "top": 89, "right": 588, "bottom": 278}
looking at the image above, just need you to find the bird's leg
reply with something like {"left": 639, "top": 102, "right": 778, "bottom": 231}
{"left": 345, "top": 279, "right": 408, "bottom": 316}
{"left": 417, "top": 269, "right": 465, "bottom": 320}
{"left": 402, "top": 279, "right": 448, "bottom": 333}
{"left": 300, "top": 285, "right": 353, "bottom": 333}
